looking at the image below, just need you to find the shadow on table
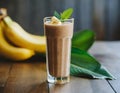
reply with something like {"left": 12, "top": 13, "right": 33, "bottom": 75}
{"left": 27, "top": 82, "right": 48, "bottom": 93}
{"left": 0, "top": 87, "right": 4, "bottom": 93}
{"left": 29, "top": 81, "right": 72, "bottom": 93}
{"left": 0, "top": 54, "right": 46, "bottom": 63}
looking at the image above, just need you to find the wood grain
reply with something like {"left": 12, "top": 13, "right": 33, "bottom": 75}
{"left": 0, "top": 0, "right": 120, "bottom": 40}
{"left": 0, "top": 41, "right": 120, "bottom": 93}
{"left": 0, "top": 61, "right": 12, "bottom": 87}
{"left": 93, "top": 0, "right": 105, "bottom": 40}
{"left": 4, "top": 62, "right": 47, "bottom": 93}
{"left": 3, "top": 62, "right": 115, "bottom": 93}
{"left": 48, "top": 77, "right": 114, "bottom": 93}
{"left": 89, "top": 41, "right": 120, "bottom": 93}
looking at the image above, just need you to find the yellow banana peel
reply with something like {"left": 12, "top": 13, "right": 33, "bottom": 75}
{"left": 0, "top": 21, "right": 35, "bottom": 61}
{"left": 2, "top": 16, "right": 46, "bottom": 53}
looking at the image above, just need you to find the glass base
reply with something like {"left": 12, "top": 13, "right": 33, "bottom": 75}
{"left": 47, "top": 74, "right": 70, "bottom": 84}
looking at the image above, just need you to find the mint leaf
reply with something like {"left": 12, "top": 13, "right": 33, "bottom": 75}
{"left": 53, "top": 8, "right": 73, "bottom": 21}
{"left": 60, "top": 8, "right": 73, "bottom": 20}
{"left": 54, "top": 11, "right": 61, "bottom": 19}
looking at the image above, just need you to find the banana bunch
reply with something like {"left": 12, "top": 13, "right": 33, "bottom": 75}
{"left": 0, "top": 8, "right": 46, "bottom": 61}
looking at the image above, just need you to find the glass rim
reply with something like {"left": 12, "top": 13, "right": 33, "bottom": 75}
{"left": 44, "top": 16, "right": 74, "bottom": 21}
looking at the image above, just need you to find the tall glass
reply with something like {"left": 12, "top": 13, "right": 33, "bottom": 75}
{"left": 44, "top": 17, "right": 74, "bottom": 84}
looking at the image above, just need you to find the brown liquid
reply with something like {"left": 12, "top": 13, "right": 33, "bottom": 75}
{"left": 44, "top": 23, "right": 73, "bottom": 77}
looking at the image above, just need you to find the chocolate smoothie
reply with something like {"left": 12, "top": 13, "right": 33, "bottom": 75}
{"left": 44, "top": 17, "right": 74, "bottom": 84}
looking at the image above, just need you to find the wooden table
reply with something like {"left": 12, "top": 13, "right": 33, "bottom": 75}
{"left": 0, "top": 41, "right": 120, "bottom": 93}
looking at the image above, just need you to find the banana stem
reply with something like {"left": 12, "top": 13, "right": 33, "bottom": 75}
{"left": 0, "top": 8, "right": 7, "bottom": 20}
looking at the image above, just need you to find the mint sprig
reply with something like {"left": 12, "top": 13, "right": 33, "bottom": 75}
{"left": 54, "top": 11, "right": 61, "bottom": 19}
{"left": 54, "top": 8, "right": 73, "bottom": 21}
{"left": 61, "top": 8, "right": 73, "bottom": 19}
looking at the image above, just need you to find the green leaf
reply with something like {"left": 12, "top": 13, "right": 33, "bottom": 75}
{"left": 70, "top": 47, "right": 115, "bottom": 79}
{"left": 54, "top": 11, "right": 61, "bottom": 19}
{"left": 60, "top": 8, "right": 73, "bottom": 20}
{"left": 72, "top": 29, "right": 95, "bottom": 51}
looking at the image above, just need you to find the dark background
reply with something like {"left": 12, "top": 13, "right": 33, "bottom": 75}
{"left": 0, "top": 0, "right": 120, "bottom": 40}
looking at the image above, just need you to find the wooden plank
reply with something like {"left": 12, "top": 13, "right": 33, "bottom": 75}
{"left": 0, "top": 61, "right": 12, "bottom": 87}
{"left": 1, "top": 41, "right": 119, "bottom": 93}
{"left": 48, "top": 0, "right": 65, "bottom": 14}
{"left": 93, "top": 0, "right": 106, "bottom": 40}
{"left": 105, "top": 0, "right": 119, "bottom": 40}
{"left": 77, "top": 0, "right": 93, "bottom": 30}
{"left": 1, "top": 0, "right": 120, "bottom": 40}
{"left": 29, "top": 0, "right": 47, "bottom": 35}
{"left": 4, "top": 61, "right": 114, "bottom": 93}
{"left": 89, "top": 41, "right": 120, "bottom": 77}
{"left": 14, "top": 0, "right": 31, "bottom": 34}
{"left": 64, "top": 0, "right": 75, "bottom": 10}
{"left": 4, "top": 62, "right": 47, "bottom": 93}
{"left": 104, "top": 42, "right": 120, "bottom": 93}
{"left": 0, "top": 87, "right": 4, "bottom": 93}
{"left": 89, "top": 41, "right": 120, "bottom": 93}
{"left": 48, "top": 77, "right": 114, "bottom": 93}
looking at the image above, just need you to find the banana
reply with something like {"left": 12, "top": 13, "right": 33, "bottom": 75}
{"left": 0, "top": 22, "right": 35, "bottom": 61}
{"left": 50, "top": 16, "right": 62, "bottom": 24}
{"left": 2, "top": 16, "right": 46, "bottom": 53}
